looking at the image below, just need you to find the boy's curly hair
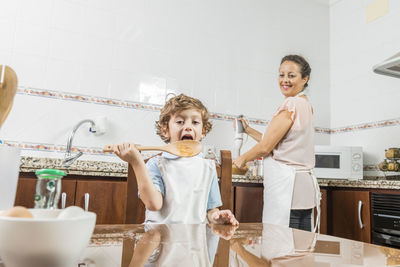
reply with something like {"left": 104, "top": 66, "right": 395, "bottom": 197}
{"left": 155, "top": 94, "right": 212, "bottom": 143}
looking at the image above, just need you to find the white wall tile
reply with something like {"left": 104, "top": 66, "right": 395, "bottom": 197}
{"left": 14, "top": 23, "right": 50, "bottom": 57}
{"left": 0, "top": 21, "right": 15, "bottom": 52}
{"left": 114, "top": 14, "right": 144, "bottom": 44}
{"left": 330, "top": 0, "right": 400, "bottom": 164}
{"left": 137, "top": 75, "right": 166, "bottom": 105}
{"left": 16, "top": 0, "right": 54, "bottom": 27}
{"left": 81, "top": 7, "right": 116, "bottom": 40}
{"left": 235, "top": 68, "right": 267, "bottom": 118}
{"left": 1, "top": 0, "right": 331, "bottom": 160}
{"left": 109, "top": 70, "right": 141, "bottom": 101}
{"left": 49, "top": 29, "right": 84, "bottom": 62}
{"left": 331, "top": 126, "right": 400, "bottom": 165}
{"left": 111, "top": 41, "right": 143, "bottom": 73}
{"left": 0, "top": 0, "right": 19, "bottom": 23}
{"left": 0, "top": 51, "right": 12, "bottom": 66}
{"left": 80, "top": 35, "right": 114, "bottom": 68}
{"left": 166, "top": 77, "right": 193, "bottom": 99}
{"left": 0, "top": 95, "right": 65, "bottom": 142}
{"left": 78, "top": 64, "right": 110, "bottom": 96}
{"left": 11, "top": 53, "right": 47, "bottom": 88}
{"left": 53, "top": 0, "right": 85, "bottom": 33}
{"left": 45, "top": 58, "right": 80, "bottom": 92}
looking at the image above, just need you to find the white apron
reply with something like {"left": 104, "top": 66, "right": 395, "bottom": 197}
{"left": 262, "top": 157, "right": 321, "bottom": 232}
{"left": 147, "top": 224, "right": 212, "bottom": 267}
{"left": 261, "top": 227, "right": 317, "bottom": 267}
{"left": 145, "top": 156, "right": 215, "bottom": 224}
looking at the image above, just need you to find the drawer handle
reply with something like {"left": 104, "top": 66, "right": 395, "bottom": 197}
{"left": 84, "top": 193, "right": 89, "bottom": 212}
{"left": 358, "top": 200, "right": 364, "bottom": 229}
{"left": 61, "top": 192, "right": 66, "bottom": 209}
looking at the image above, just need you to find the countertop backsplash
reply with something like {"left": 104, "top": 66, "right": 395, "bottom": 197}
{"left": 18, "top": 157, "right": 400, "bottom": 189}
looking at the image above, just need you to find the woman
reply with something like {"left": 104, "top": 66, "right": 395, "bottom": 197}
{"left": 233, "top": 55, "right": 320, "bottom": 232}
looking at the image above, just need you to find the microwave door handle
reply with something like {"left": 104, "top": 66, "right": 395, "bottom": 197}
{"left": 358, "top": 200, "right": 364, "bottom": 229}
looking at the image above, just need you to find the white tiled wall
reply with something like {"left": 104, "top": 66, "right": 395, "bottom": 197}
{"left": 330, "top": 0, "right": 400, "bottom": 164}
{"left": 0, "top": 0, "right": 330, "bottom": 161}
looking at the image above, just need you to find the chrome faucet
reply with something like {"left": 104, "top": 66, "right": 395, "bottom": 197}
{"left": 63, "top": 119, "right": 97, "bottom": 167}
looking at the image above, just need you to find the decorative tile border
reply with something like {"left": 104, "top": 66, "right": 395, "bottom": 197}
{"left": 15, "top": 87, "right": 400, "bottom": 134}
{"left": 314, "top": 127, "right": 332, "bottom": 134}
{"left": 0, "top": 139, "right": 107, "bottom": 155}
{"left": 16, "top": 87, "right": 330, "bottom": 132}
{"left": 0, "top": 139, "right": 158, "bottom": 160}
{"left": 329, "top": 118, "right": 400, "bottom": 134}
{"left": 17, "top": 87, "right": 162, "bottom": 112}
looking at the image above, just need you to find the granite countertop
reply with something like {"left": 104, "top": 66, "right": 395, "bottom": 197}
{"left": 20, "top": 156, "right": 400, "bottom": 189}
{"left": 20, "top": 156, "right": 127, "bottom": 177}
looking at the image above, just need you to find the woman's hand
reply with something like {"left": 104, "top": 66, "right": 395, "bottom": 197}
{"left": 233, "top": 155, "right": 247, "bottom": 169}
{"left": 233, "top": 117, "right": 249, "bottom": 134}
{"left": 238, "top": 117, "right": 249, "bottom": 133}
{"left": 113, "top": 142, "right": 142, "bottom": 165}
{"left": 208, "top": 209, "right": 239, "bottom": 226}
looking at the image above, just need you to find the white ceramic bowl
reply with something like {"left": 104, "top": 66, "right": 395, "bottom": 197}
{"left": 0, "top": 209, "right": 96, "bottom": 267}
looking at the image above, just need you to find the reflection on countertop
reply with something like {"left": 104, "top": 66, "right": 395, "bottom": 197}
{"left": 19, "top": 156, "right": 400, "bottom": 189}
{"left": 80, "top": 223, "right": 399, "bottom": 267}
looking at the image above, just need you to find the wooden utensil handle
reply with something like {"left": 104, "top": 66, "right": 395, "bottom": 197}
{"left": 103, "top": 145, "right": 114, "bottom": 152}
{"left": 102, "top": 144, "right": 151, "bottom": 153}
{"left": 135, "top": 145, "right": 159, "bottom": 151}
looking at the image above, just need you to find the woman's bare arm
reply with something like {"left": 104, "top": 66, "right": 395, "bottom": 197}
{"left": 233, "top": 110, "right": 293, "bottom": 168}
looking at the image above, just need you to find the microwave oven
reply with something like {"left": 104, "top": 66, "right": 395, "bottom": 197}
{"left": 314, "top": 146, "right": 363, "bottom": 180}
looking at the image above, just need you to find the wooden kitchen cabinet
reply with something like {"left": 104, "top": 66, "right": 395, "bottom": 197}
{"left": 75, "top": 179, "right": 127, "bottom": 224}
{"left": 234, "top": 185, "right": 263, "bottom": 223}
{"left": 14, "top": 173, "right": 127, "bottom": 224}
{"left": 14, "top": 176, "right": 38, "bottom": 208}
{"left": 330, "top": 189, "right": 371, "bottom": 243}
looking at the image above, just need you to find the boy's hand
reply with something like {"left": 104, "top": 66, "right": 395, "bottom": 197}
{"left": 208, "top": 209, "right": 239, "bottom": 225}
{"left": 209, "top": 224, "right": 239, "bottom": 240}
{"left": 113, "top": 142, "right": 142, "bottom": 165}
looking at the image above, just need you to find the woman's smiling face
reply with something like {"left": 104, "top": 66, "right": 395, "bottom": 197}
{"left": 278, "top": 60, "right": 309, "bottom": 97}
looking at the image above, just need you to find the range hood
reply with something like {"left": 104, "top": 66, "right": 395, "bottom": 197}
{"left": 373, "top": 52, "right": 400, "bottom": 78}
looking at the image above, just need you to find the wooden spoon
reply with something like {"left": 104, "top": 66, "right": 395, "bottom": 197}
{"left": 0, "top": 65, "right": 18, "bottom": 128}
{"left": 103, "top": 140, "right": 203, "bottom": 157}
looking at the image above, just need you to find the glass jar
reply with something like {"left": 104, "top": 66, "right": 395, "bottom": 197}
{"left": 34, "top": 169, "right": 66, "bottom": 209}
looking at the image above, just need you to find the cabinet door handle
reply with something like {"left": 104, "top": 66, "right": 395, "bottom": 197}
{"left": 84, "top": 193, "right": 89, "bottom": 212}
{"left": 358, "top": 200, "right": 364, "bottom": 229}
{"left": 61, "top": 192, "right": 66, "bottom": 209}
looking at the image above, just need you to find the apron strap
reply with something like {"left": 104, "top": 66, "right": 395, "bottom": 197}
{"left": 296, "top": 169, "right": 321, "bottom": 233}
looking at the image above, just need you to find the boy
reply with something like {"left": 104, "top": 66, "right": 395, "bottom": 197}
{"left": 114, "top": 94, "right": 238, "bottom": 225}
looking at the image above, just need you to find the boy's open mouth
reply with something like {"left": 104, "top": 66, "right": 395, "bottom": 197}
{"left": 181, "top": 134, "right": 194, "bottom": 140}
